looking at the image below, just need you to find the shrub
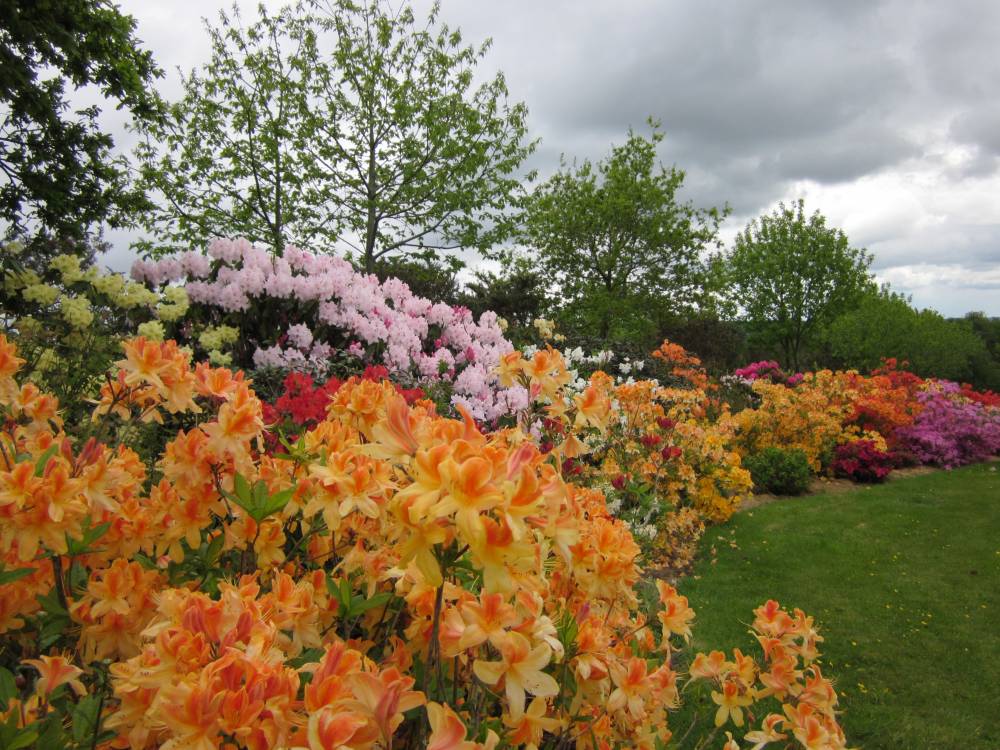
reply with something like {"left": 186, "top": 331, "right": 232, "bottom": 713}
{"left": 743, "top": 447, "right": 813, "bottom": 495}
{"left": 131, "top": 239, "right": 525, "bottom": 421}
{"left": 895, "top": 380, "right": 1000, "bottom": 467}
{"left": 0, "top": 334, "right": 848, "bottom": 750}
{"left": 832, "top": 439, "right": 895, "bottom": 482}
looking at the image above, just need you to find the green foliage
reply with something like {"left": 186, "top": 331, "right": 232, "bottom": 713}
{"left": 721, "top": 199, "right": 873, "bottom": 371}
{"left": 135, "top": 3, "right": 320, "bottom": 254}
{"left": 742, "top": 447, "right": 812, "bottom": 495}
{"left": 304, "top": 0, "right": 535, "bottom": 271}
{"left": 826, "top": 286, "right": 989, "bottom": 381}
{"left": 522, "top": 122, "right": 725, "bottom": 343}
{"left": 458, "top": 254, "right": 550, "bottom": 338}
{"left": 137, "top": 0, "right": 534, "bottom": 263}
{"left": 0, "top": 0, "right": 164, "bottom": 243}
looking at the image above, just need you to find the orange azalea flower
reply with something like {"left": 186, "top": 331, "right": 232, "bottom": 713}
{"left": 656, "top": 581, "right": 695, "bottom": 642}
{"left": 0, "top": 334, "right": 24, "bottom": 403}
{"left": 711, "top": 678, "right": 754, "bottom": 728}
{"left": 459, "top": 592, "right": 518, "bottom": 650}
{"left": 495, "top": 351, "right": 525, "bottom": 388}
{"left": 435, "top": 454, "right": 502, "bottom": 546}
{"left": 203, "top": 383, "right": 263, "bottom": 457}
{"left": 573, "top": 385, "right": 612, "bottom": 432}
{"left": 24, "top": 653, "right": 86, "bottom": 697}
{"left": 782, "top": 702, "right": 832, "bottom": 750}
{"left": 346, "top": 667, "right": 424, "bottom": 743}
{"left": 753, "top": 600, "right": 795, "bottom": 639}
{"left": 758, "top": 654, "right": 802, "bottom": 700}
{"left": 427, "top": 701, "right": 499, "bottom": 750}
{"left": 306, "top": 706, "right": 367, "bottom": 750}
{"left": 158, "top": 679, "right": 224, "bottom": 750}
{"left": 688, "top": 650, "right": 731, "bottom": 681}
{"left": 472, "top": 631, "right": 559, "bottom": 717}
{"left": 608, "top": 657, "right": 651, "bottom": 719}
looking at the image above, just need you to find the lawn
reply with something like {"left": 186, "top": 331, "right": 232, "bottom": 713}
{"left": 673, "top": 462, "right": 1000, "bottom": 749}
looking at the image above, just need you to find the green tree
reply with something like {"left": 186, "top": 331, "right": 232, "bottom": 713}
{"left": 137, "top": 0, "right": 534, "bottom": 262}
{"left": 135, "top": 3, "right": 322, "bottom": 254}
{"left": 722, "top": 199, "right": 873, "bottom": 370}
{"left": 827, "top": 286, "right": 990, "bottom": 381}
{"left": 1, "top": 0, "right": 163, "bottom": 244}
{"left": 459, "top": 255, "right": 549, "bottom": 329}
{"left": 522, "top": 124, "right": 725, "bottom": 343}
{"left": 301, "top": 0, "right": 534, "bottom": 271}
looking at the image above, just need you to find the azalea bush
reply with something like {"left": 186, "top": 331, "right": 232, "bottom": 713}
{"left": 831, "top": 439, "right": 895, "bottom": 483}
{"left": 497, "top": 343, "right": 751, "bottom": 573}
{"left": 131, "top": 239, "right": 526, "bottom": 421}
{"left": 895, "top": 380, "right": 1000, "bottom": 467}
{"left": 734, "top": 371, "right": 862, "bottom": 473}
{"left": 0, "top": 243, "right": 178, "bottom": 425}
{"left": 0, "top": 335, "right": 848, "bottom": 749}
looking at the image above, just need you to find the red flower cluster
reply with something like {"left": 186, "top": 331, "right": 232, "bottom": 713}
{"left": 263, "top": 368, "right": 425, "bottom": 435}
{"left": 831, "top": 440, "right": 896, "bottom": 483}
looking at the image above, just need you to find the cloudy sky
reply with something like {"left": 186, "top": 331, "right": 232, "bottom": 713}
{"left": 97, "top": 0, "right": 1000, "bottom": 315}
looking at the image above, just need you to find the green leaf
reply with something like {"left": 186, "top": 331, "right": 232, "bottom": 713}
{"left": 5, "top": 728, "right": 40, "bottom": 750}
{"left": 33, "top": 446, "right": 59, "bottom": 477}
{"left": 71, "top": 694, "right": 102, "bottom": 743}
{"left": 0, "top": 669, "right": 17, "bottom": 705}
{"left": 0, "top": 567, "right": 36, "bottom": 586}
{"left": 350, "top": 591, "right": 392, "bottom": 616}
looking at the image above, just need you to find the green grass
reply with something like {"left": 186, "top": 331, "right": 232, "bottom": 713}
{"left": 674, "top": 463, "right": 1000, "bottom": 749}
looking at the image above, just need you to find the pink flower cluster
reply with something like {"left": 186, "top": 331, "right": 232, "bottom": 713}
{"left": 132, "top": 239, "right": 527, "bottom": 420}
{"left": 734, "top": 360, "right": 804, "bottom": 387}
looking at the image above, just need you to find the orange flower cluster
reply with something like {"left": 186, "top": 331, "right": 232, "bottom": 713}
{"left": 689, "top": 599, "right": 848, "bottom": 749}
{"left": 0, "top": 335, "right": 847, "bottom": 750}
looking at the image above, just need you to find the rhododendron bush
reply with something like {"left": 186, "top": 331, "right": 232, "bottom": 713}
{"left": 131, "top": 239, "right": 527, "bottom": 421}
{"left": 0, "top": 335, "right": 848, "bottom": 749}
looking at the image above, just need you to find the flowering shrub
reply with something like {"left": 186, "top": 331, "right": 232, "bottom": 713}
{"left": 261, "top": 368, "right": 425, "bottom": 440}
{"left": 0, "top": 335, "right": 847, "bottom": 749}
{"left": 831, "top": 439, "right": 896, "bottom": 483}
{"left": 734, "top": 360, "right": 804, "bottom": 388}
{"left": 497, "top": 345, "right": 751, "bottom": 573}
{"left": 895, "top": 380, "right": 1000, "bottom": 467}
{"left": 735, "top": 372, "right": 861, "bottom": 473}
{"left": 0, "top": 245, "right": 179, "bottom": 425}
{"left": 131, "top": 239, "right": 527, "bottom": 421}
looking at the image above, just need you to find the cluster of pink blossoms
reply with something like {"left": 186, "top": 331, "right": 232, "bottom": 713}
{"left": 131, "top": 239, "right": 529, "bottom": 420}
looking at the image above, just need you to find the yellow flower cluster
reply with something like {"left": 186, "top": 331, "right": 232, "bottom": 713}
{"left": 58, "top": 295, "right": 94, "bottom": 329}
{"left": 198, "top": 324, "right": 240, "bottom": 352}
{"left": 48, "top": 254, "right": 85, "bottom": 284}
{"left": 155, "top": 286, "right": 189, "bottom": 322}
{"left": 21, "top": 283, "right": 59, "bottom": 306}
{"left": 136, "top": 320, "right": 166, "bottom": 342}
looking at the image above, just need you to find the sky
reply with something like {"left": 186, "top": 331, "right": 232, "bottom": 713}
{"left": 93, "top": 0, "right": 1000, "bottom": 316}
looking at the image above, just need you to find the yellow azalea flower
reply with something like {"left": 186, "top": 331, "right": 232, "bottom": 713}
{"left": 473, "top": 631, "right": 559, "bottom": 717}
{"left": 712, "top": 678, "right": 754, "bottom": 727}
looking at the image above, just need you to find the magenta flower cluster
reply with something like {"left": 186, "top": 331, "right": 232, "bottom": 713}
{"left": 132, "top": 239, "right": 530, "bottom": 421}
{"left": 733, "top": 360, "right": 804, "bottom": 387}
{"left": 895, "top": 381, "right": 1000, "bottom": 468}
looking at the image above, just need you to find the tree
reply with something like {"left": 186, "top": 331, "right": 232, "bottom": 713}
{"left": 137, "top": 0, "right": 535, "bottom": 262}
{"left": 722, "top": 199, "right": 873, "bottom": 370}
{"left": 459, "top": 255, "right": 549, "bottom": 328}
{"left": 826, "top": 287, "right": 992, "bottom": 382}
{"left": 522, "top": 124, "right": 725, "bottom": 343}
{"left": 1, "top": 0, "right": 163, "bottom": 244}
{"left": 302, "top": 0, "right": 535, "bottom": 272}
{"left": 135, "top": 4, "right": 322, "bottom": 255}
